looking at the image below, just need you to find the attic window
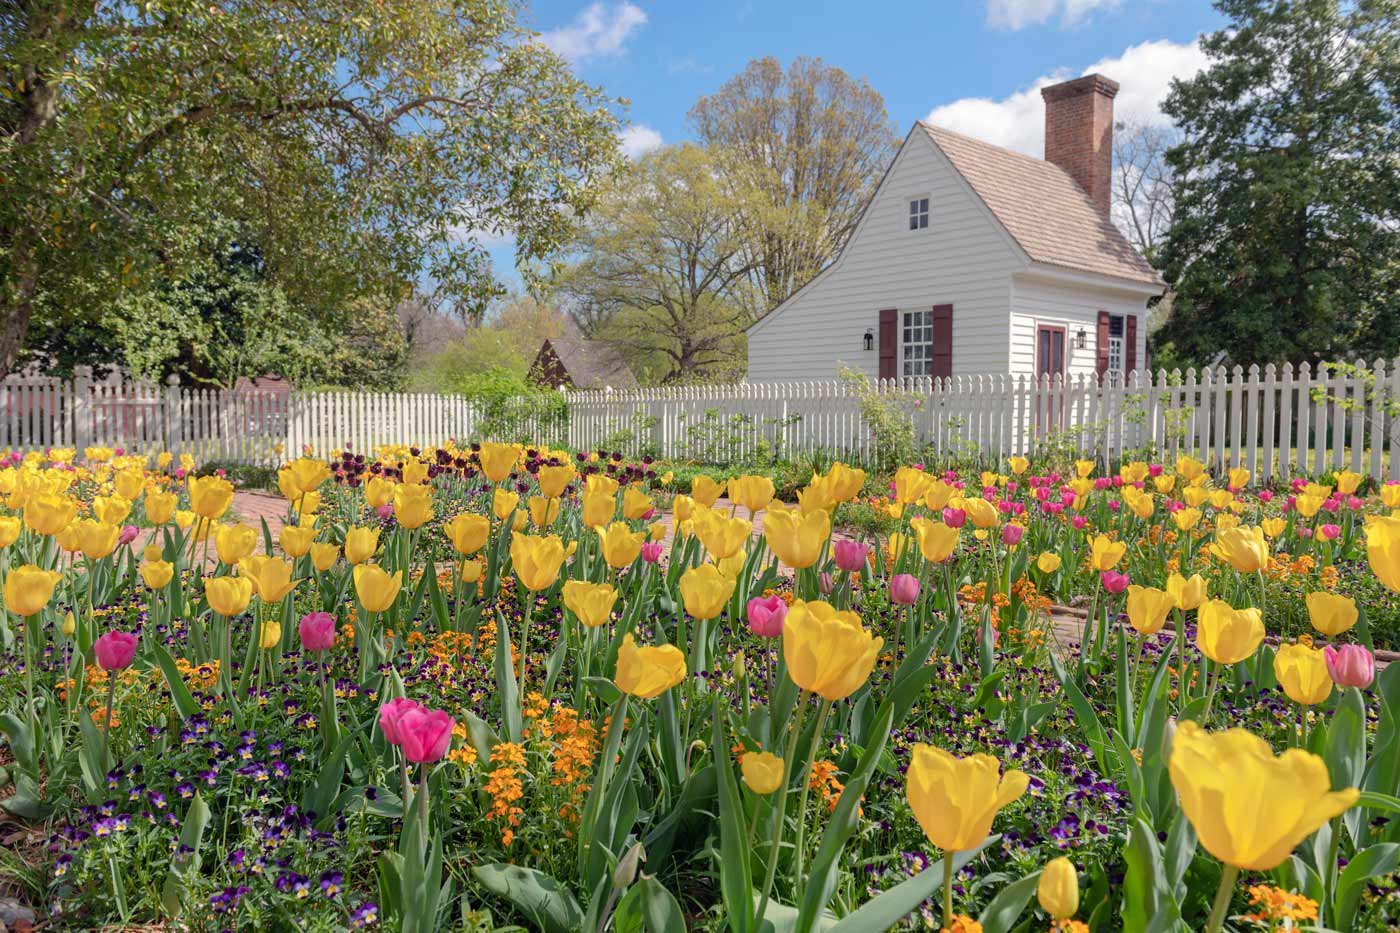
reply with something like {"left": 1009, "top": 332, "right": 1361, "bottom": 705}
{"left": 908, "top": 197, "right": 929, "bottom": 230}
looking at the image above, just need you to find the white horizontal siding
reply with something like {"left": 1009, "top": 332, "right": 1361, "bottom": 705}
{"left": 747, "top": 130, "right": 1023, "bottom": 381}
{"left": 1009, "top": 273, "right": 1151, "bottom": 379}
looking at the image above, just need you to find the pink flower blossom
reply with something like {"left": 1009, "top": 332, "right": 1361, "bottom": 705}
{"left": 95, "top": 631, "right": 138, "bottom": 671}
{"left": 378, "top": 697, "right": 422, "bottom": 746}
{"left": 942, "top": 507, "right": 966, "bottom": 528}
{"left": 746, "top": 595, "right": 787, "bottom": 638}
{"left": 396, "top": 707, "right": 454, "bottom": 764}
{"left": 889, "top": 574, "right": 921, "bottom": 605}
{"left": 1100, "top": 571, "right": 1130, "bottom": 593}
{"left": 641, "top": 541, "right": 664, "bottom": 563}
{"left": 1324, "top": 644, "right": 1374, "bottom": 688}
{"left": 833, "top": 539, "right": 870, "bottom": 573}
{"left": 299, "top": 612, "right": 336, "bottom": 652}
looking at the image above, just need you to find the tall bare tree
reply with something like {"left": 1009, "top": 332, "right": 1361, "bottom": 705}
{"left": 689, "top": 57, "right": 898, "bottom": 316}
{"left": 553, "top": 145, "right": 757, "bottom": 384}
{"left": 1111, "top": 119, "right": 1179, "bottom": 263}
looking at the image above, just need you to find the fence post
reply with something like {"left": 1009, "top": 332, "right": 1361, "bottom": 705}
{"left": 72, "top": 366, "right": 93, "bottom": 453}
{"left": 163, "top": 374, "right": 182, "bottom": 458}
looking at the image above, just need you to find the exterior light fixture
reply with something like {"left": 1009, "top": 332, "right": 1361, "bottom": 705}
{"left": 863, "top": 328, "right": 875, "bottom": 352}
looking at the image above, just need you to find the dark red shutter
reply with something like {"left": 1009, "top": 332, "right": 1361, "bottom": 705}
{"left": 931, "top": 304, "right": 953, "bottom": 380}
{"left": 1125, "top": 314, "right": 1138, "bottom": 376}
{"left": 878, "top": 309, "right": 897, "bottom": 380}
{"left": 1095, "top": 310, "right": 1111, "bottom": 378}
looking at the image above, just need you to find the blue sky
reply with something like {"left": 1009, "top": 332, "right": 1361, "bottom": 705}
{"left": 485, "top": 0, "right": 1226, "bottom": 283}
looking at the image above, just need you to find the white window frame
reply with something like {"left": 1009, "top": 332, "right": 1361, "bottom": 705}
{"left": 908, "top": 196, "right": 929, "bottom": 231}
{"left": 901, "top": 309, "right": 933, "bottom": 377}
{"left": 1107, "top": 314, "right": 1125, "bottom": 375}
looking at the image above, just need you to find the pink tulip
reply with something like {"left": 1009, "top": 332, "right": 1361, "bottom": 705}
{"left": 1324, "top": 644, "right": 1375, "bottom": 688}
{"left": 1100, "top": 571, "right": 1130, "bottom": 593}
{"left": 1318, "top": 524, "right": 1341, "bottom": 541}
{"left": 889, "top": 574, "right": 921, "bottom": 605}
{"left": 942, "top": 507, "right": 966, "bottom": 528}
{"left": 94, "top": 631, "right": 138, "bottom": 671}
{"left": 1107, "top": 500, "right": 1121, "bottom": 512}
{"left": 640, "top": 541, "right": 664, "bottom": 563}
{"left": 378, "top": 697, "right": 422, "bottom": 746}
{"left": 1000, "top": 524, "right": 1024, "bottom": 546}
{"left": 747, "top": 595, "right": 787, "bottom": 638}
{"left": 833, "top": 539, "right": 870, "bottom": 573}
{"left": 1071, "top": 515, "right": 1088, "bottom": 530}
{"left": 1259, "top": 490, "right": 1274, "bottom": 502}
{"left": 1148, "top": 464, "right": 1163, "bottom": 477}
{"left": 375, "top": 503, "right": 394, "bottom": 520}
{"left": 396, "top": 707, "right": 454, "bottom": 764}
{"left": 119, "top": 524, "right": 140, "bottom": 546}
{"left": 818, "top": 572, "right": 835, "bottom": 595}
{"left": 299, "top": 612, "right": 337, "bottom": 652}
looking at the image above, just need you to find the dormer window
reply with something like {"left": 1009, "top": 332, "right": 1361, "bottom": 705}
{"left": 908, "top": 197, "right": 929, "bottom": 230}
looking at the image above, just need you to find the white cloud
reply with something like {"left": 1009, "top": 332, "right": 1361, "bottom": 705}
{"left": 540, "top": 3, "right": 647, "bottom": 64}
{"left": 925, "top": 38, "right": 1209, "bottom": 156}
{"left": 618, "top": 124, "right": 663, "bottom": 159}
{"left": 985, "top": 0, "right": 1120, "bottom": 29}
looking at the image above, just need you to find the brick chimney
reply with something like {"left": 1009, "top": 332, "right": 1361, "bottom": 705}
{"left": 1041, "top": 74, "right": 1118, "bottom": 219}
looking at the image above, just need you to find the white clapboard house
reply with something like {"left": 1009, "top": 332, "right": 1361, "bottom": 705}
{"left": 746, "top": 74, "right": 1165, "bottom": 384}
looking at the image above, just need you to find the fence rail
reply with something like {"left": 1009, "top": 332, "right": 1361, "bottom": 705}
{"left": 2, "top": 360, "right": 1398, "bottom": 480}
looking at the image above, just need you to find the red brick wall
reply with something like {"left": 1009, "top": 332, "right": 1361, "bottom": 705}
{"left": 1041, "top": 74, "right": 1118, "bottom": 220}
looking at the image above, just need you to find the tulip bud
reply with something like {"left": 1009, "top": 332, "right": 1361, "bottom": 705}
{"left": 832, "top": 539, "right": 870, "bottom": 573}
{"left": 1036, "top": 857, "right": 1079, "bottom": 920}
{"left": 747, "top": 595, "right": 787, "bottom": 638}
{"left": 62, "top": 610, "right": 75, "bottom": 638}
{"left": 889, "top": 573, "right": 920, "bottom": 605}
{"left": 612, "top": 842, "right": 645, "bottom": 890}
{"left": 1323, "top": 644, "right": 1375, "bottom": 688}
{"left": 640, "top": 541, "right": 664, "bottom": 563}
{"left": 1100, "top": 570, "right": 1130, "bottom": 593}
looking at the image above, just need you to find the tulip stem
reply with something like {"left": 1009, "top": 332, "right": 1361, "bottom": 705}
{"left": 943, "top": 847, "right": 955, "bottom": 929}
{"left": 417, "top": 764, "right": 430, "bottom": 851}
{"left": 755, "top": 693, "right": 809, "bottom": 924}
{"left": 100, "top": 675, "right": 116, "bottom": 771}
{"left": 1204, "top": 864, "right": 1239, "bottom": 933}
{"left": 790, "top": 699, "right": 832, "bottom": 893}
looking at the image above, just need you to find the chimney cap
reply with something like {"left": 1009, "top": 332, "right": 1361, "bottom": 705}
{"left": 1040, "top": 73, "right": 1120, "bottom": 103}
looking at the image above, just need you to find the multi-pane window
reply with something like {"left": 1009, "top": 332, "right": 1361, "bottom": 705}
{"left": 902, "top": 309, "right": 933, "bottom": 376}
{"left": 1107, "top": 314, "right": 1125, "bottom": 374}
{"left": 908, "top": 197, "right": 929, "bottom": 230}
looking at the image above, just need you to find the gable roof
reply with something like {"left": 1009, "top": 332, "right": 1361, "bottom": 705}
{"left": 536, "top": 320, "right": 637, "bottom": 389}
{"left": 920, "top": 122, "right": 1164, "bottom": 287}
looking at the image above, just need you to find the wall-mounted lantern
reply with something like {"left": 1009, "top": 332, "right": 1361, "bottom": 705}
{"left": 863, "top": 328, "right": 875, "bottom": 352}
{"left": 1075, "top": 328, "right": 1088, "bottom": 350}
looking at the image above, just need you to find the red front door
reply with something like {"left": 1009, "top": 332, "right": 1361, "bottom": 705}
{"left": 1036, "top": 325, "right": 1066, "bottom": 431}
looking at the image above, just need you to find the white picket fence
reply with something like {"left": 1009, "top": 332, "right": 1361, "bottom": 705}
{"left": 2, "top": 360, "right": 1399, "bottom": 480}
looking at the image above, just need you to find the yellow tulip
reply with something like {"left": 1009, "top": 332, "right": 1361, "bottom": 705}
{"left": 1273, "top": 643, "right": 1333, "bottom": 706}
{"left": 1008, "top": 456, "right": 1029, "bottom": 476}
{"left": 1153, "top": 474, "right": 1176, "bottom": 494}
{"left": 1210, "top": 525, "right": 1269, "bottom": 573}
{"left": 825, "top": 462, "right": 866, "bottom": 501}
{"left": 905, "top": 743, "right": 1028, "bottom": 852}
{"left": 1172, "top": 507, "right": 1202, "bottom": 531}
{"left": 679, "top": 563, "right": 736, "bottom": 620}
{"left": 92, "top": 495, "right": 131, "bottom": 525}
{"left": 477, "top": 442, "right": 519, "bottom": 483}
{"left": 144, "top": 490, "right": 177, "bottom": 525}
{"left": 1304, "top": 591, "right": 1357, "bottom": 637}
{"left": 1075, "top": 459, "right": 1095, "bottom": 479}
{"left": 690, "top": 475, "right": 726, "bottom": 508}
{"left": 1125, "top": 585, "right": 1174, "bottom": 635}
{"left": 310, "top": 542, "right": 340, "bottom": 572}
{"left": 1335, "top": 470, "right": 1362, "bottom": 495}
{"left": 529, "top": 495, "right": 560, "bottom": 527}
{"left": 1183, "top": 486, "right": 1211, "bottom": 508}
{"left": 598, "top": 521, "right": 646, "bottom": 569}
{"left": 215, "top": 523, "right": 258, "bottom": 566}
{"left": 741, "top": 751, "right": 785, "bottom": 795}
{"left": 3, "top": 565, "right": 63, "bottom": 616}
{"left": 783, "top": 600, "right": 882, "bottom": 700}
{"left": 893, "top": 466, "right": 934, "bottom": 505}
{"left": 279, "top": 524, "right": 316, "bottom": 559}
{"left": 510, "top": 533, "right": 565, "bottom": 591}
{"left": 55, "top": 523, "right": 83, "bottom": 553}
{"left": 240, "top": 555, "right": 299, "bottom": 602}
{"left": 671, "top": 494, "right": 695, "bottom": 524}
{"left": 622, "top": 486, "right": 654, "bottom": 521}
{"left": 1176, "top": 456, "right": 1205, "bottom": 481}
{"left": 353, "top": 563, "right": 403, "bottom": 612}
{"left": 887, "top": 532, "right": 912, "bottom": 563}
{"left": 1227, "top": 466, "right": 1250, "bottom": 489}
{"left": 1121, "top": 461, "right": 1149, "bottom": 484}
{"left": 445, "top": 513, "right": 491, "bottom": 555}
{"left": 797, "top": 478, "right": 837, "bottom": 514}
{"left": 0, "top": 516, "right": 20, "bottom": 548}
{"left": 537, "top": 463, "right": 575, "bottom": 499}
{"left": 1124, "top": 489, "right": 1154, "bottom": 519}
{"left": 364, "top": 475, "right": 396, "bottom": 509}
{"left": 1209, "top": 489, "right": 1235, "bottom": 510}
{"left": 1088, "top": 534, "right": 1126, "bottom": 572}
{"left": 910, "top": 517, "right": 959, "bottom": 563}
{"left": 258, "top": 620, "right": 282, "bottom": 650}
{"left": 1366, "top": 514, "right": 1400, "bottom": 593}
{"left": 75, "top": 519, "right": 121, "bottom": 560}
{"left": 729, "top": 475, "right": 775, "bottom": 514}
{"left": 1382, "top": 484, "right": 1400, "bottom": 509}
{"left": 963, "top": 497, "right": 998, "bottom": 529}
{"left": 205, "top": 575, "right": 253, "bottom": 617}
{"left": 1166, "top": 572, "right": 1208, "bottom": 611}
{"left": 343, "top": 526, "right": 381, "bottom": 565}
{"left": 764, "top": 507, "right": 830, "bottom": 569}
{"left": 175, "top": 510, "right": 197, "bottom": 531}
{"left": 1169, "top": 721, "right": 1357, "bottom": 870}
{"left": 24, "top": 492, "right": 77, "bottom": 536}
{"left": 615, "top": 633, "right": 686, "bottom": 699}
{"left": 562, "top": 580, "right": 618, "bottom": 628}
{"left": 648, "top": 521, "right": 666, "bottom": 541}
{"left": 1196, "top": 599, "right": 1265, "bottom": 665}
{"left": 692, "top": 507, "right": 751, "bottom": 560}
{"left": 924, "top": 479, "right": 956, "bottom": 512}
{"left": 1037, "top": 857, "right": 1079, "bottom": 921}
{"left": 393, "top": 483, "right": 434, "bottom": 529}
{"left": 461, "top": 558, "right": 484, "bottom": 584}
{"left": 140, "top": 559, "right": 174, "bottom": 589}
{"left": 1036, "top": 552, "right": 1062, "bottom": 573}
{"left": 188, "top": 474, "right": 235, "bottom": 520}
{"left": 1261, "top": 517, "right": 1287, "bottom": 538}
{"left": 493, "top": 488, "right": 519, "bottom": 522}
{"left": 582, "top": 488, "right": 616, "bottom": 529}
{"left": 401, "top": 459, "right": 428, "bottom": 487}
{"left": 1295, "top": 493, "right": 1325, "bottom": 518}
{"left": 283, "top": 458, "right": 332, "bottom": 496}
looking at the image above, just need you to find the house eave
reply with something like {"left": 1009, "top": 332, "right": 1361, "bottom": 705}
{"left": 1015, "top": 262, "right": 1166, "bottom": 299}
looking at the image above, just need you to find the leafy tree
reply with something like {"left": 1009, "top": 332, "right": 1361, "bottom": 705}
{"left": 1154, "top": 0, "right": 1400, "bottom": 367}
{"left": 689, "top": 57, "right": 898, "bottom": 316}
{"left": 553, "top": 145, "right": 757, "bottom": 384}
{"left": 1, "top": 0, "right": 621, "bottom": 374}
